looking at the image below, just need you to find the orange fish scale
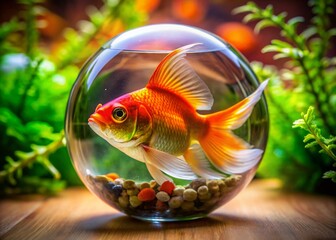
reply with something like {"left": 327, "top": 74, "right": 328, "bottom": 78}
{"left": 131, "top": 87, "right": 204, "bottom": 155}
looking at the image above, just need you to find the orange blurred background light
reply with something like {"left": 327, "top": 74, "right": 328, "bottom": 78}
{"left": 136, "top": 0, "right": 160, "bottom": 13}
{"left": 172, "top": 0, "right": 208, "bottom": 23}
{"left": 215, "top": 22, "right": 258, "bottom": 54}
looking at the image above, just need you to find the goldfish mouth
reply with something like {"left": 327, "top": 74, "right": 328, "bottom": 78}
{"left": 88, "top": 117, "right": 128, "bottom": 147}
{"left": 88, "top": 113, "right": 106, "bottom": 126}
{"left": 88, "top": 117, "right": 109, "bottom": 141}
{"left": 88, "top": 117, "right": 97, "bottom": 124}
{"left": 88, "top": 113, "right": 110, "bottom": 137}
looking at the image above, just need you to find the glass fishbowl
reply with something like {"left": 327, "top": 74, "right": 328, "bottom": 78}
{"left": 65, "top": 24, "right": 268, "bottom": 222}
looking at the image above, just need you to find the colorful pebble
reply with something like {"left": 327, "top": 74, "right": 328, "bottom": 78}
{"left": 197, "top": 185, "right": 209, "bottom": 195}
{"left": 156, "top": 200, "right": 168, "bottom": 211}
{"left": 105, "top": 182, "right": 115, "bottom": 191}
{"left": 207, "top": 180, "right": 219, "bottom": 194}
{"left": 111, "top": 185, "right": 123, "bottom": 197}
{"left": 183, "top": 189, "right": 197, "bottom": 201}
{"left": 198, "top": 192, "right": 211, "bottom": 202}
{"left": 156, "top": 191, "right": 170, "bottom": 202}
{"left": 94, "top": 175, "right": 110, "bottom": 184}
{"left": 218, "top": 180, "right": 226, "bottom": 193}
{"left": 173, "top": 187, "right": 185, "bottom": 196}
{"left": 106, "top": 172, "right": 119, "bottom": 180}
{"left": 189, "top": 178, "right": 206, "bottom": 190}
{"left": 92, "top": 173, "right": 241, "bottom": 215}
{"left": 127, "top": 188, "right": 139, "bottom": 196}
{"left": 138, "top": 188, "right": 156, "bottom": 202}
{"left": 121, "top": 190, "right": 128, "bottom": 197}
{"left": 159, "top": 181, "right": 175, "bottom": 195}
{"left": 114, "top": 178, "right": 124, "bottom": 185}
{"left": 129, "top": 196, "right": 142, "bottom": 207}
{"left": 168, "top": 196, "right": 183, "bottom": 209}
{"left": 118, "top": 196, "right": 129, "bottom": 208}
{"left": 123, "top": 180, "right": 136, "bottom": 189}
{"left": 140, "top": 182, "right": 151, "bottom": 190}
{"left": 225, "top": 176, "right": 241, "bottom": 187}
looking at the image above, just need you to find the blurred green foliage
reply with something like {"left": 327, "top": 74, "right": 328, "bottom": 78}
{"left": 0, "top": 0, "right": 146, "bottom": 195}
{"left": 235, "top": 0, "right": 336, "bottom": 193}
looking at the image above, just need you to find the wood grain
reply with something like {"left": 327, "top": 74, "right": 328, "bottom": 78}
{"left": 1, "top": 180, "right": 335, "bottom": 240}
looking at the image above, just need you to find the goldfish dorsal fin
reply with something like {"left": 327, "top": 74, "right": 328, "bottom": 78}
{"left": 147, "top": 43, "right": 214, "bottom": 110}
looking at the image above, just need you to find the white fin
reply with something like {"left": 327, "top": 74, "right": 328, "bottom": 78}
{"left": 97, "top": 143, "right": 172, "bottom": 184}
{"left": 142, "top": 145, "right": 198, "bottom": 181}
{"left": 147, "top": 43, "right": 214, "bottom": 110}
{"left": 221, "top": 148, "right": 263, "bottom": 174}
{"left": 145, "top": 161, "right": 173, "bottom": 185}
{"left": 184, "top": 144, "right": 224, "bottom": 179}
{"left": 118, "top": 146, "right": 146, "bottom": 163}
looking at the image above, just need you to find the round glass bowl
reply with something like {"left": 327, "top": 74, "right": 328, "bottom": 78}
{"left": 65, "top": 24, "right": 268, "bottom": 222}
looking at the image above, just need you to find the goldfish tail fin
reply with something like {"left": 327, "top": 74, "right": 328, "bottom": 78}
{"left": 199, "top": 81, "right": 268, "bottom": 174}
{"left": 199, "top": 129, "right": 263, "bottom": 174}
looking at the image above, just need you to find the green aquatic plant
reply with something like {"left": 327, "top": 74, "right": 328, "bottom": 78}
{"left": 235, "top": 0, "right": 336, "bottom": 192}
{"left": 0, "top": 0, "right": 146, "bottom": 195}
{"left": 293, "top": 107, "right": 336, "bottom": 182}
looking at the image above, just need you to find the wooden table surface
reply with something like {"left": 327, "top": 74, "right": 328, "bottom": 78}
{"left": 1, "top": 180, "right": 335, "bottom": 240}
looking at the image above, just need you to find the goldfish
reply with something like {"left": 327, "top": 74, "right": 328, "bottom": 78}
{"left": 88, "top": 44, "right": 268, "bottom": 184}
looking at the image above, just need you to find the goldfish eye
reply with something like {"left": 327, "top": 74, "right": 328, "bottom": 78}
{"left": 112, "top": 107, "right": 127, "bottom": 123}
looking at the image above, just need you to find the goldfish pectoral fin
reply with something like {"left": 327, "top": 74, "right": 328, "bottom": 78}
{"left": 145, "top": 161, "right": 172, "bottom": 185}
{"left": 142, "top": 145, "right": 197, "bottom": 180}
{"left": 147, "top": 43, "right": 214, "bottom": 110}
{"left": 208, "top": 80, "right": 268, "bottom": 130}
{"left": 199, "top": 130, "right": 263, "bottom": 174}
{"left": 184, "top": 144, "right": 224, "bottom": 179}
{"left": 118, "top": 146, "right": 146, "bottom": 163}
